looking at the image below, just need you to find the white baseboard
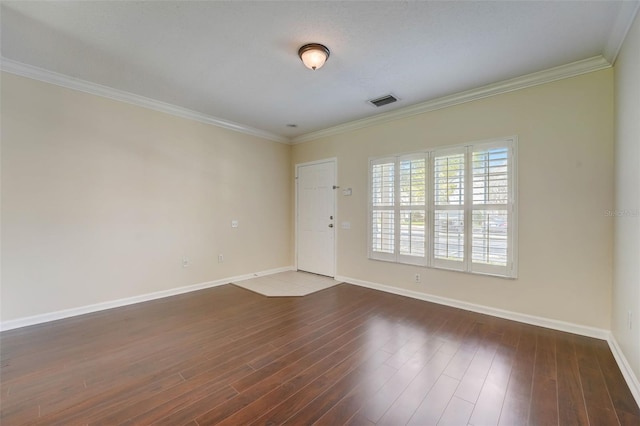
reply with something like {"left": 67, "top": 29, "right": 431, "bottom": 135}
{"left": 336, "top": 274, "right": 640, "bottom": 407}
{"left": 0, "top": 266, "right": 294, "bottom": 332}
{"left": 607, "top": 334, "right": 640, "bottom": 407}
{"left": 233, "top": 266, "right": 295, "bottom": 282}
{"left": 335, "top": 275, "right": 610, "bottom": 339}
{"left": 4, "top": 268, "right": 638, "bottom": 409}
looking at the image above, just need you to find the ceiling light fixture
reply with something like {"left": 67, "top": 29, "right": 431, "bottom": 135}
{"left": 298, "top": 43, "right": 330, "bottom": 70}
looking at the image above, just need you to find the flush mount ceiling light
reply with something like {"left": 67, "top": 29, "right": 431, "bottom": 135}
{"left": 298, "top": 43, "right": 330, "bottom": 70}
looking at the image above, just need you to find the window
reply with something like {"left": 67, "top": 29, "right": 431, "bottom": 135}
{"left": 369, "top": 137, "right": 517, "bottom": 278}
{"left": 470, "top": 142, "right": 512, "bottom": 276}
{"left": 432, "top": 148, "right": 466, "bottom": 270}
{"left": 371, "top": 159, "right": 395, "bottom": 259}
{"left": 371, "top": 155, "right": 426, "bottom": 265}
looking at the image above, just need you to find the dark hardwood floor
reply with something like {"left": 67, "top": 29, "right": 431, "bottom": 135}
{"left": 1, "top": 283, "right": 638, "bottom": 425}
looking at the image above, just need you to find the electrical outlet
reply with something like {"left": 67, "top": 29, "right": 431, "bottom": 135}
{"left": 415, "top": 273, "right": 421, "bottom": 283}
{"left": 218, "top": 254, "right": 224, "bottom": 263}
{"left": 628, "top": 310, "right": 633, "bottom": 330}
{"left": 182, "top": 257, "right": 189, "bottom": 268}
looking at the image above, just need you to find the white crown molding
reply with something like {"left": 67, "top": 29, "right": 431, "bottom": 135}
{"left": 335, "top": 275, "right": 610, "bottom": 340}
{"left": 1, "top": 53, "right": 615, "bottom": 146}
{"left": 608, "top": 334, "right": 640, "bottom": 408}
{"left": 603, "top": 1, "right": 640, "bottom": 64}
{"left": 292, "top": 55, "right": 612, "bottom": 144}
{"left": 0, "top": 57, "right": 290, "bottom": 145}
{"left": 0, "top": 265, "right": 294, "bottom": 332}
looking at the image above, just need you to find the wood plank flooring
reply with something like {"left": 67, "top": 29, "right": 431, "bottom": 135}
{"left": 1, "top": 283, "right": 638, "bottom": 425}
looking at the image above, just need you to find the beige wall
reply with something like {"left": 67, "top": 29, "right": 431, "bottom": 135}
{"left": 293, "top": 69, "right": 614, "bottom": 329}
{"left": 0, "top": 65, "right": 617, "bottom": 333}
{"left": 1, "top": 72, "right": 292, "bottom": 322}
{"left": 613, "top": 12, "right": 640, "bottom": 379}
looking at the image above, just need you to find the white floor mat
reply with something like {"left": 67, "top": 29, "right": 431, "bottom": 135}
{"left": 233, "top": 271, "right": 340, "bottom": 297}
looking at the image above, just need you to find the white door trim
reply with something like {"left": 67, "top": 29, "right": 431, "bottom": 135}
{"left": 295, "top": 158, "right": 338, "bottom": 277}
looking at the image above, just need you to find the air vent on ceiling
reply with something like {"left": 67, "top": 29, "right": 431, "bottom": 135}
{"left": 368, "top": 94, "right": 398, "bottom": 108}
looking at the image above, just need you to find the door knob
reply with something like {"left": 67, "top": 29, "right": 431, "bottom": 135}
{"left": 328, "top": 224, "right": 334, "bottom": 228}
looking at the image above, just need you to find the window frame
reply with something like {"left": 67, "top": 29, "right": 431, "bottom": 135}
{"left": 431, "top": 146, "right": 467, "bottom": 272}
{"left": 368, "top": 136, "right": 518, "bottom": 278}
{"left": 468, "top": 140, "right": 517, "bottom": 277}
{"left": 369, "top": 157, "right": 397, "bottom": 263}
{"left": 397, "top": 153, "right": 428, "bottom": 266}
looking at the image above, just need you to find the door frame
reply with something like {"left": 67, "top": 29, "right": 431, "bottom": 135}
{"left": 295, "top": 158, "right": 338, "bottom": 277}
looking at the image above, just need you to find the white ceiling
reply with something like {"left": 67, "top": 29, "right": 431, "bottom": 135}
{"left": 1, "top": 1, "right": 638, "bottom": 142}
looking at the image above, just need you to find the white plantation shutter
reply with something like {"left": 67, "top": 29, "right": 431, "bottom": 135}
{"left": 369, "top": 155, "right": 427, "bottom": 264}
{"left": 370, "top": 159, "right": 395, "bottom": 261}
{"left": 470, "top": 142, "right": 514, "bottom": 276}
{"left": 369, "top": 137, "right": 516, "bottom": 278}
{"left": 432, "top": 149, "right": 466, "bottom": 271}
{"left": 398, "top": 155, "right": 427, "bottom": 265}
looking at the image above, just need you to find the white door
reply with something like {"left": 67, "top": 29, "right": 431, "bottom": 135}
{"left": 296, "top": 160, "right": 336, "bottom": 277}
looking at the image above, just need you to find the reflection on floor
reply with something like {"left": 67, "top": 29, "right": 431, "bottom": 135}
{"left": 233, "top": 270, "right": 339, "bottom": 297}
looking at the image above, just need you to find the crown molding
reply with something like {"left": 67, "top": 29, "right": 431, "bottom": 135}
{"left": 292, "top": 55, "right": 612, "bottom": 144}
{"left": 603, "top": 0, "right": 640, "bottom": 64}
{"left": 0, "top": 57, "right": 290, "bottom": 144}
{"left": 2, "top": 54, "right": 613, "bottom": 146}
